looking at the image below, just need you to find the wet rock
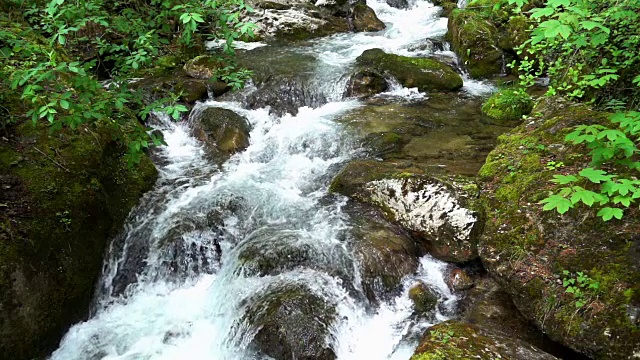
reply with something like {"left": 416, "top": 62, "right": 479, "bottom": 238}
{"left": 386, "top": 0, "right": 410, "bottom": 9}
{"left": 445, "top": 267, "right": 474, "bottom": 291}
{"left": 481, "top": 89, "right": 533, "bottom": 122}
{"left": 247, "top": 0, "right": 352, "bottom": 41}
{"left": 409, "top": 282, "right": 439, "bottom": 314}
{"left": 236, "top": 226, "right": 354, "bottom": 290}
{"left": 478, "top": 97, "right": 640, "bottom": 358}
{"left": 242, "top": 75, "right": 327, "bottom": 116}
{"left": 183, "top": 55, "right": 224, "bottom": 80}
{"left": 411, "top": 320, "right": 559, "bottom": 360}
{"left": 351, "top": 3, "right": 386, "bottom": 32}
{"left": 355, "top": 48, "right": 463, "bottom": 92}
{"left": 176, "top": 78, "right": 208, "bottom": 103}
{"left": 345, "top": 69, "right": 388, "bottom": 98}
{"left": 331, "top": 162, "right": 482, "bottom": 263}
{"left": 190, "top": 106, "right": 251, "bottom": 155}
{"left": 242, "top": 284, "right": 337, "bottom": 360}
{"left": 447, "top": 9, "right": 504, "bottom": 78}
{"left": 348, "top": 205, "right": 420, "bottom": 302}
{"left": 406, "top": 39, "right": 447, "bottom": 53}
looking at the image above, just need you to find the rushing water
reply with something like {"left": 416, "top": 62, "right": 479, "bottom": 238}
{"left": 51, "top": 1, "right": 493, "bottom": 359}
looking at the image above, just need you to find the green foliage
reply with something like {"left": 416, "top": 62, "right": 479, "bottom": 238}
{"left": 500, "top": 0, "right": 640, "bottom": 221}
{"left": 540, "top": 111, "right": 640, "bottom": 221}
{"left": 481, "top": 88, "right": 533, "bottom": 121}
{"left": 430, "top": 329, "right": 455, "bottom": 344}
{"left": 506, "top": 0, "right": 640, "bottom": 106}
{"left": 562, "top": 270, "right": 600, "bottom": 309}
{"left": 1, "top": 0, "right": 255, "bottom": 164}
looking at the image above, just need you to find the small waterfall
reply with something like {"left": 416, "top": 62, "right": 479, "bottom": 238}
{"left": 50, "top": 1, "right": 485, "bottom": 359}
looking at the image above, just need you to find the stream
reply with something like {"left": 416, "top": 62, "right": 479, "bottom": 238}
{"left": 50, "top": 0, "right": 498, "bottom": 359}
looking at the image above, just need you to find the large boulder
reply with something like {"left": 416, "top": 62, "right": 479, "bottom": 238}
{"left": 411, "top": 320, "right": 559, "bottom": 360}
{"left": 241, "top": 284, "right": 337, "bottom": 360}
{"left": 355, "top": 48, "right": 463, "bottom": 92}
{"left": 0, "top": 120, "right": 157, "bottom": 359}
{"left": 190, "top": 106, "right": 251, "bottom": 156}
{"left": 447, "top": 9, "right": 504, "bottom": 78}
{"left": 330, "top": 161, "right": 483, "bottom": 263}
{"left": 478, "top": 97, "right": 640, "bottom": 358}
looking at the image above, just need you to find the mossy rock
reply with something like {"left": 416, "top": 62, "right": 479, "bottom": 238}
{"left": 409, "top": 282, "right": 439, "bottom": 314}
{"left": 183, "top": 55, "right": 225, "bottom": 80}
{"left": 481, "top": 89, "right": 533, "bottom": 121}
{"left": 498, "top": 15, "right": 531, "bottom": 53}
{"left": 352, "top": 3, "right": 385, "bottom": 32}
{"left": 477, "top": 97, "right": 640, "bottom": 358}
{"left": 345, "top": 68, "right": 389, "bottom": 98}
{"left": 411, "top": 320, "right": 558, "bottom": 360}
{"left": 0, "top": 119, "right": 157, "bottom": 359}
{"left": 447, "top": 9, "right": 504, "bottom": 78}
{"left": 355, "top": 48, "right": 463, "bottom": 92}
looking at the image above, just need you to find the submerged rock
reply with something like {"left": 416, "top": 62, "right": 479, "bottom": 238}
{"left": 190, "top": 106, "right": 251, "bottom": 156}
{"left": 331, "top": 161, "right": 483, "bottom": 263}
{"left": 345, "top": 69, "right": 389, "bottom": 98}
{"left": 241, "top": 284, "right": 337, "bottom": 360}
{"left": 355, "top": 48, "right": 463, "bottom": 92}
{"left": 478, "top": 97, "right": 640, "bottom": 358}
{"left": 242, "top": 75, "right": 327, "bottom": 116}
{"left": 348, "top": 205, "right": 420, "bottom": 302}
{"left": 411, "top": 320, "right": 559, "bottom": 360}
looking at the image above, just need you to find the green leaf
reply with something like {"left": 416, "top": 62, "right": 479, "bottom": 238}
{"left": 579, "top": 168, "right": 612, "bottom": 183}
{"left": 60, "top": 99, "right": 70, "bottom": 109}
{"left": 597, "top": 207, "right": 623, "bottom": 221}
{"left": 551, "top": 174, "right": 579, "bottom": 185}
{"left": 540, "top": 194, "right": 573, "bottom": 214}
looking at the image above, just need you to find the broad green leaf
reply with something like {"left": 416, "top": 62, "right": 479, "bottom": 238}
{"left": 597, "top": 207, "right": 623, "bottom": 221}
{"left": 551, "top": 175, "right": 579, "bottom": 184}
{"left": 579, "top": 168, "right": 612, "bottom": 183}
{"left": 540, "top": 194, "right": 573, "bottom": 214}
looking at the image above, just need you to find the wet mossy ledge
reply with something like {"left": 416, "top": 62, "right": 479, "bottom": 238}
{"left": 477, "top": 97, "right": 640, "bottom": 358}
{"left": 481, "top": 89, "right": 534, "bottom": 121}
{"left": 0, "top": 119, "right": 157, "bottom": 359}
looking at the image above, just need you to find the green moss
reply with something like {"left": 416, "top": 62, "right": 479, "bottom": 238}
{"left": 447, "top": 9, "right": 503, "bottom": 78}
{"left": 356, "top": 49, "right": 463, "bottom": 91}
{"left": 0, "top": 118, "right": 157, "bottom": 359}
{"left": 482, "top": 89, "right": 534, "bottom": 121}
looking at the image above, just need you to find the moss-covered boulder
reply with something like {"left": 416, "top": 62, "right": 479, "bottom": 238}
{"left": 477, "top": 97, "right": 640, "bottom": 358}
{"left": 190, "top": 106, "right": 251, "bottom": 156}
{"left": 183, "top": 55, "right": 224, "bottom": 80}
{"left": 352, "top": 3, "right": 386, "bottom": 32}
{"left": 241, "top": 284, "right": 337, "bottom": 360}
{"left": 411, "top": 320, "right": 558, "bottom": 360}
{"left": 447, "top": 9, "right": 503, "bottom": 78}
{"left": 0, "top": 120, "right": 157, "bottom": 359}
{"left": 432, "top": 0, "right": 458, "bottom": 17}
{"left": 409, "top": 282, "right": 439, "bottom": 314}
{"left": 330, "top": 160, "right": 483, "bottom": 263}
{"left": 355, "top": 49, "right": 463, "bottom": 92}
{"left": 481, "top": 89, "right": 534, "bottom": 121}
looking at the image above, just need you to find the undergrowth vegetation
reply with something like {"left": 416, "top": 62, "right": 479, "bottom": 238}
{"left": 1, "top": 0, "right": 255, "bottom": 164}
{"left": 499, "top": 0, "right": 640, "bottom": 221}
